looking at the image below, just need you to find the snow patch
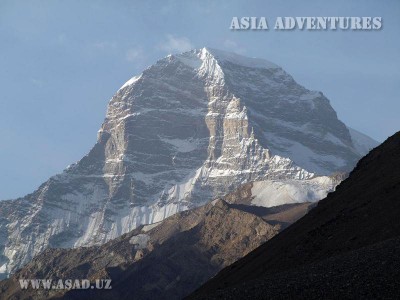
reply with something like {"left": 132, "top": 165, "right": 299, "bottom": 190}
{"left": 251, "top": 177, "right": 335, "bottom": 208}
{"left": 160, "top": 137, "right": 199, "bottom": 152}
{"left": 119, "top": 74, "right": 142, "bottom": 90}
{"left": 129, "top": 234, "right": 150, "bottom": 250}
{"left": 211, "top": 199, "right": 220, "bottom": 206}
{"left": 0, "top": 263, "right": 7, "bottom": 274}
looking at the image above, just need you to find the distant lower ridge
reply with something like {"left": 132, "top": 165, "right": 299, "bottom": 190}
{"left": 0, "top": 194, "right": 313, "bottom": 300}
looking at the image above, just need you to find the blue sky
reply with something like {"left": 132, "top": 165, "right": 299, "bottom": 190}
{"left": 1, "top": 0, "right": 399, "bottom": 199}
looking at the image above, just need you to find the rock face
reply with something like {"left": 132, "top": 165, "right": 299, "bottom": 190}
{"left": 0, "top": 48, "right": 377, "bottom": 276}
{"left": 191, "top": 131, "right": 400, "bottom": 299}
{"left": 0, "top": 199, "right": 315, "bottom": 300}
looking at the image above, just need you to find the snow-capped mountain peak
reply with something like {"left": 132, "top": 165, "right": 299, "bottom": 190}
{"left": 0, "top": 48, "right": 378, "bottom": 276}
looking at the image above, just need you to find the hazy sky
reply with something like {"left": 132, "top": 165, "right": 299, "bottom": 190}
{"left": 1, "top": 0, "right": 399, "bottom": 199}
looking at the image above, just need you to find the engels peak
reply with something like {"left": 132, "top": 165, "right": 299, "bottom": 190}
{"left": 0, "top": 47, "right": 378, "bottom": 276}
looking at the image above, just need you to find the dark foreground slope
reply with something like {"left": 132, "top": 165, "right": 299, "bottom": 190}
{"left": 191, "top": 131, "right": 400, "bottom": 299}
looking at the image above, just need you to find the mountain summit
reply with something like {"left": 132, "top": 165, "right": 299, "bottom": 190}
{"left": 0, "top": 48, "right": 377, "bottom": 275}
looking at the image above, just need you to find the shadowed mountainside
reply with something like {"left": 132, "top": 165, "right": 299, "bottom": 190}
{"left": 190, "top": 131, "right": 400, "bottom": 299}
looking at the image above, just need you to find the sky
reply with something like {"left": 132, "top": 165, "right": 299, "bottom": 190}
{"left": 0, "top": 0, "right": 399, "bottom": 200}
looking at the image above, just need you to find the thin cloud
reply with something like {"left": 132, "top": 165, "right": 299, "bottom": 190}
{"left": 57, "top": 33, "right": 67, "bottom": 45}
{"left": 92, "top": 41, "right": 117, "bottom": 50}
{"left": 223, "top": 39, "right": 246, "bottom": 54}
{"left": 125, "top": 48, "right": 143, "bottom": 63}
{"left": 159, "top": 35, "right": 194, "bottom": 53}
{"left": 30, "top": 78, "right": 44, "bottom": 88}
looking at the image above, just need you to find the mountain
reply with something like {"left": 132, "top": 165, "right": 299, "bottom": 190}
{"left": 190, "top": 131, "right": 400, "bottom": 299}
{"left": 0, "top": 196, "right": 315, "bottom": 300}
{"left": 0, "top": 48, "right": 377, "bottom": 276}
